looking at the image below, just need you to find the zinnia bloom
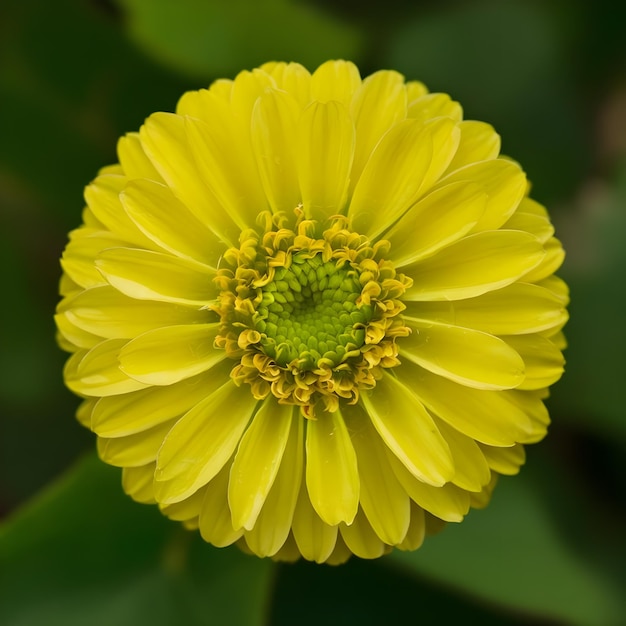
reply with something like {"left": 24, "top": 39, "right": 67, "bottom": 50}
{"left": 56, "top": 60, "right": 568, "bottom": 564}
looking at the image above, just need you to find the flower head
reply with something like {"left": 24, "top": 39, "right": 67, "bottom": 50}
{"left": 56, "top": 60, "right": 568, "bottom": 563}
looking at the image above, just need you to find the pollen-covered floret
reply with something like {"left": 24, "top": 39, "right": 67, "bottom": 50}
{"left": 213, "top": 210, "right": 411, "bottom": 417}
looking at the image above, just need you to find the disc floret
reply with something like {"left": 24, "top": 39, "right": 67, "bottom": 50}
{"left": 214, "top": 209, "right": 412, "bottom": 417}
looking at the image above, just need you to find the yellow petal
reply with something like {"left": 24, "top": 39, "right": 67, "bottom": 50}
{"left": 229, "top": 401, "right": 294, "bottom": 531}
{"left": 55, "top": 311, "right": 101, "bottom": 349}
{"left": 305, "top": 408, "right": 359, "bottom": 526}
{"left": 435, "top": 419, "right": 491, "bottom": 492}
{"left": 349, "top": 70, "right": 407, "bottom": 191}
{"left": 397, "top": 502, "right": 427, "bottom": 551}
{"left": 122, "top": 463, "right": 156, "bottom": 504}
{"left": 261, "top": 61, "right": 312, "bottom": 107}
{"left": 98, "top": 163, "right": 124, "bottom": 176}
{"left": 176, "top": 80, "right": 232, "bottom": 119}
{"left": 506, "top": 390, "right": 550, "bottom": 444}
{"left": 437, "top": 158, "right": 527, "bottom": 231}
{"left": 385, "top": 181, "right": 487, "bottom": 266}
{"left": 502, "top": 334, "right": 565, "bottom": 390}
{"left": 59, "top": 271, "right": 81, "bottom": 298}
{"left": 59, "top": 285, "right": 209, "bottom": 340}
{"left": 480, "top": 443, "right": 526, "bottom": 475}
{"left": 420, "top": 119, "right": 463, "bottom": 192}
{"left": 349, "top": 117, "right": 458, "bottom": 239}
{"left": 118, "top": 323, "right": 224, "bottom": 385}
{"left": 185, "top": 114, "right": 269, "bottom": 229}
{"left": 229, "top": 68, "right": 276, "bottom": 125}
{"left": 324, "top": 535, "right": 353, "bottom": 565}
{"left": 269, "top": 532, "right": 302, "bottom": 563}
{"left": 343, "top": 405, "right": 410, "bottom": 545}
{"left": 121, "top": 178, "right": 223, "bottom": 267}
{"left": 97, "top": 419, "right": 174, "bottom": 467}
{"left": 84, "top": 175, "right": 157, "bottom": 250}
{"left": 407, "top": 92, "right": 463, "bottom": 123}
{"left": 76, "top": 398, "right": 97, "bottom": 428}
{"left": 386, "top": 451, "right": 470, "bottom": 522}
{"left": 403, "top": 230, "right": 544, "bottom": 301}
{"left": 406, "top": 80, "right": 428, "bottom": 101}
{"left": 243, "top": 412, "right": 304, "bottom": 557}
{"left": 546, "top": 329, "right": 567, "bottom": 350}
{"left": 292, "top": 473, "right": 338, "bottom": 563}
{"left": 470, "top": 474, "right": 498, "bottom": 509}
{"left": 296, "top": 100, "right": 355, "bottom": 221}
{"left": 140, "top": 112, "right": 240, "bottom": 247}
{"left": 521, "top": 236, "right": 565, "bottom": 283}
{"left": 397, "top": 361, "right": 535, "bottom": 446}
{"left": 361, "top": 374, "right": 454, "bottom": 486}
{"left": 425, "top": 512, "right": 448, "bottom": 535}
{"left": 61, "top": 228, "right": 128, "bottom": 289}
{"left": 160, "top": 488, "right": 205, "bottom": 522}
{"left": 405, "top": 281, "right": 568, "bottom": 335}
{"left": 198, "top": 462, "right": 243, "bottom": 547}
{"left": 402, "top": 317, "right": 525, "bottom": 390}
{"left": 538, "top": 275, "right": 569, "bottom": 304}
{"left": 92, "top": 363, "right": 231, "bottom": 437}
{"left": 96, "top": 247, "right": 217, "bottom": 306}
{"left": 117, "top": 132, "right": 163, "bottom": 182}
{"left": 311, "top": 59, "right": 361, "bottom": 105}
{"left": 182, "top": 518, "right": 199, "bottom": 531}
{"left": 64, "top": 339, "right": 148, "bottom": 397}
{"left": 339, "top": 508, "right": 386, "bottom": 559}
{"left": 445, "top": 120, "right": 500, "bottom": 173}
{"left": 250, "top": 89, "right": 302, "bottom": 214}
{"left": 154, "top": 380, "right": 258, "bottom": 504}
{"left": 503, "top": 210, "right": 554, "bottom": 243}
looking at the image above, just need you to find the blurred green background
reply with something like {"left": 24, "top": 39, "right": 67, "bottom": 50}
{"left": 1, "top": 0, "right": 624, "bottom": 624}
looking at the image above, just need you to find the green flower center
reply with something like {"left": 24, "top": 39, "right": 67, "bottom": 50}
{"left": 256, "top": 256, "right": 370, "bottom": 368}
{"left": 213, "top": 209, "right": 412, "bottom": 417}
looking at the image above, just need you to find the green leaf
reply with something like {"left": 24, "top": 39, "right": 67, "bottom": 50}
{"left": 550, "top": 160, "right": 626, "bottom": 440}
{"left": 115, "top": 0, "right": 363, "bottom": 78}
{"left": 0, "top": 0, "right": 187, "bottom": 509}
{"left": 270, "top": 556, "right": 552, "bottom": 625}
{"left": 385, "top": 0, "right": 588, "bottom": 205}
{"left": 389, "top": 472, "right": 623, "bottom": 626}
{"left": 0, "top": 454, "right": 275, "bottom": 626}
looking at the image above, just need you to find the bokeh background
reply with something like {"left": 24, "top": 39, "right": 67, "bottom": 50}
{"left": 1, "top": 0, "right": 625, "bottom": 624}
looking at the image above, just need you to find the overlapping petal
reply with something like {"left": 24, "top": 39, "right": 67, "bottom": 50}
{"left": 250, "top": 89, "right": 302, "bottom": 214}
{"left": 343, "top": 405, "right": 411, "bottom": 545}
{"left": 296, "top": 100, "right": 355, "bottom": 221}
{"left": 305, "top": 408, "right": 359, "bottom": 526}
{"left": 401, "top": 318, "right": 525, "bottom": 390}
{"left": 140, "top": 112, "right": 241, "bottom": 246}
{"left": 243, "top": 413, "right": 304, "bottom": 557}
{"left": 229, "top": 401, "right": 294, "bottom": 531}
{"left": 384, "top": 181, "right": 487, "bottom": 266}
{"left": 402, "top": 230, "right": 545, "bottom": 300}
{"left": 58, "top": 285, "right": 208, "bottom": 340}
{"left": 154, "top": 380, "right": 258, "bottom": 504}
{"left": 349, "top": 117, "right": 459, "bottom": 238}
{"left": 56, "top": 60, "right": 567, "bottom": 565}
{"left": 96, "top": 247, "right": 217, "bottom": 305}
{"left": 65, "top": 338, "right": 149, "bottom": 397}
{"left": 121, "top": 178, "right": 223, "bottom": 267}
{"left": 119, "top": 323, "right": 225, "bottom": 385}
{"left": 292, "top": 473, "right": 339, "bottom": 563}
{"left": 396, "top": 361, "right": 536, "bottom": 446}
{"left": 349, "top": 70, "right": 408, "bottom": 191}
{"left": 361, "top": 373, "right": 454, "bottom": 486}
{"left": 404, "top": 282, "right": 568, "bottom": 336}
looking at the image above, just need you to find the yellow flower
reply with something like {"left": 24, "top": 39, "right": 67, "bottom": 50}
{"left": 56, "top": 60, "right": 568, "bottom": 564}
